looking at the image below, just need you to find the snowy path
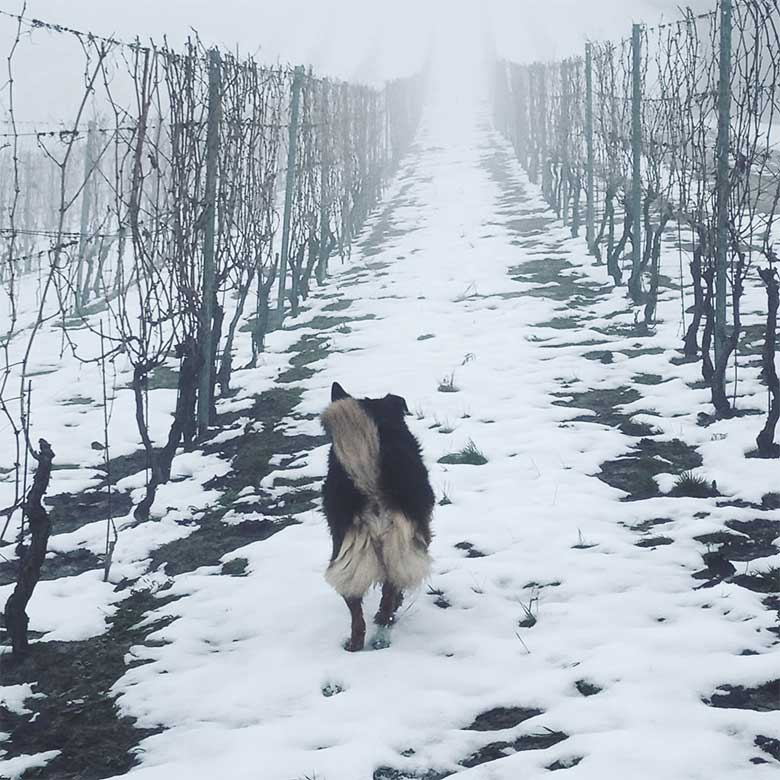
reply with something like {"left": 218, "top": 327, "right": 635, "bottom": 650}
{"left": 96, "top": 112, "right": 779, "bottom": 780}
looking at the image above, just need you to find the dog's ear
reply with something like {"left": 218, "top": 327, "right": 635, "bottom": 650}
{"left": 385, "top": 393, "right": 412, "bottom": 417}
{"left": 331, "top": 382, "right": 350, "bottom": 402}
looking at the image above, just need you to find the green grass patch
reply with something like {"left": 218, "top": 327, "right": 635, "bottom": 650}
{"left": 438, "top": 439, "right": 487, "bottom": 466}
{"left": 672, "top": 470, "right": 718, "bottom": 498}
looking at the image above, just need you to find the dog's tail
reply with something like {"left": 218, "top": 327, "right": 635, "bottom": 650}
{"left": 321, "top": 398, "right": 381, "bottom": 497}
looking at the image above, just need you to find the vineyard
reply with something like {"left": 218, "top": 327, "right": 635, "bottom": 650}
{"left": 0, "top": 8, "right": 421, "bottom": 628}
{"left": 494, "top": 0, "right": 780, "bottom": 442}
{"left": 1, "top": 2, "right": 778, "bottom": 779}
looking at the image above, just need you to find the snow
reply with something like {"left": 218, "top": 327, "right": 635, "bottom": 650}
{"left": 0, "top": 684, "right": 42, "bottom": 716}
{"left": 1, "top": 31, "right": 778, "bottom": 780}
{"left": 0, "top": 751, "right": 61, "bottom": 780}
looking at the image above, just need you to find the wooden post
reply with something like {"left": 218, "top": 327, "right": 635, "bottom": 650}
{"left": 275, "top": 65, "right": 305, "bottom": 325}
{"left": 4, "top": 439, "right": 54, "bottom": 661}
{"left": 585, "top": 43, "right": 595, "bottom": 251}
{"left": 197, "top": 48, "right": 221, "bottom": 439}
{"left": 629, "top": 24, "right": 643, "bottom": 302}
{"left": 715, "top": 0, "right": 732, "bottom": 372}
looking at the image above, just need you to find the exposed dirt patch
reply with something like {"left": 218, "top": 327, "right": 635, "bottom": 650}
{"left": 553, "top": 386, "right": 640, "bottom": 426}
{"left": 598, "top": 438, "right": 702, "bottom": 500}
{"left": 635, "top": 536, "right": 674, "bottom": 548}
{"left": 454, "top": 541, "right": 486, "bottom": 559}
{"left": 731, "top": 570, "right": 779, "bottom": 594}
{"left": 141, "top": 386, "right": 328, "bottom": 578}
{"left": 633, "top": 373, "right": 666, "bottom": 386}
{"left": 277, "top": 333, "right": 329, "bottom": 384}
{"left": 539, "top": 316, "right": 580, "bottom": 330}
{"left": 373, "top": 767, "right": 450, "bottom": 780}
{"left": 220, "top": 557, "right": 248, "bottom": 577}
{"left": 427, "top": 586, "right": 451, "bottom": 610}
{"left": 547, "top": 756, "right": 584, "bottom": 771}
{"left": 693, "top": 551, "right": 737, "bottom": 587}
{"left": 693, "top": 515, "right": 779, "bottom": 595}
{"left": 575, "top": 680, "right": 602, "bottom": 697}
{"left": 695, "top": 518, "right": 780, "bottom": 561}
{"left": 755, "top": 735, "right": 780, "bottom": 762}
{"left": 504, "top": 215, "right": 557, "bottom": 235}
{"left": 322, "top": 298, "right": 353, "bottom": 312}
{"left": 630, "top": 517, "right": 673, "bottom": 533}
{"left": 45, "top": 490, "right": 133, "bottom": 536}
{"left": 696, "top": 407, "right": 762, "bottom": 429}
{"left": 149, "top": 516, "right": 298, "bottom": 577}
{"left": 1, "top": 588, "right": 178, "bottom": 779}
{"left": 204, "top": 387, "right": 323, "bottom": 496}
{"left": 583, "top": 349, "right": 614, "bottom": 364}
{"left": 460, "top": 729, "right": 569, "bottom": 769}
{"left": 465, "top": 706, "right": 542, "bottom": 731}
{"left": 509, "top": 256, "right": 606, "bottom": 306}
{"left": 360, "top": 201, "right": 414, "bottom": 257}
{"left": 0, "top": 547, "right": 102, "bottom": 588}
{"left": 282, "top": 313, "right": 376, "bottom": 332}
{"left": 707, "top": 680, "right": 780, "bottom": 711}
{"left": 761, "top": 493, "right": 780, "bottom": 510}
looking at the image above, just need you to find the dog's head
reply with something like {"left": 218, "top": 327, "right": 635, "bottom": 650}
{"left": 330, "top": 381, "right": 411, "bottom": 423}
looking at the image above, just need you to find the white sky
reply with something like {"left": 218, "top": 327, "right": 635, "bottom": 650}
{"left": 0, "top": 0, "right": 714, "bottom": 126}
{"left": 14, "top": 0, "right": 715, "bottom": 79}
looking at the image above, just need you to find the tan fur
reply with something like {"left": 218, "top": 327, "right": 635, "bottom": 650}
{"left": 321, "top": 398, "right": 381, "bottom": 497}
{"left": 325, "top": 507, "right": 431, "bottom": 598}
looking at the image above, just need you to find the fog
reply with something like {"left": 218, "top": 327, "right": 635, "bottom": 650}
{"left": 17, "top": 0, "right": 715, "bottom": 79}
{"left": 0, "top": 0, "right": 716, "bottom": 127}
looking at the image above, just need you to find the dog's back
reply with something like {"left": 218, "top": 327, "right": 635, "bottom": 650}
{"left": 322, "top": 384, "right": 434, "bottom": 600}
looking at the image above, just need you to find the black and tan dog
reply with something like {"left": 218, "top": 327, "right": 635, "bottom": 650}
{"left": 321, "top": 382, "right": 434, "bottom": 651}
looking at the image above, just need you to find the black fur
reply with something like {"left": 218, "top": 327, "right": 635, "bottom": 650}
{"left": 323, "top": 450, "right": 365, "bottom": 561}
{"left": 322, "top": 383, "right": 434, "bottom": 563}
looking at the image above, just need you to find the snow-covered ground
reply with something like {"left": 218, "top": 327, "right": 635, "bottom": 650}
{"left": 2, "top": 88, "right": 779, "bottom": 780}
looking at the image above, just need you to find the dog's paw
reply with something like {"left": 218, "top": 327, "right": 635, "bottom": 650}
{"left": 343, "top": 636, "right": 365, "bottom": 652}
{"left": 370, "top": 625, "right": 392, "bottom": 650}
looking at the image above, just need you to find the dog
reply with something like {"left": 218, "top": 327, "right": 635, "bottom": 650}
{"left": 321, "top": 381, "right": 434, "bottom": 651}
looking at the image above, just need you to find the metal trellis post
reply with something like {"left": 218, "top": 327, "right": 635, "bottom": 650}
{"left": 539, "top": 65, "right": 550, "bottom": 203}
{"left": 276, "top": 65, "right": 305, "bottom": 325}
{"left": 317, "top": 81, "right": 330, "bottom": 284}
{"left": 561, "top": 60, "right": 571, "bottom": 226}
{"left": 585, "top": 43, "right": 595, "bottom": 252}
{"left": 75, "top": 120, "right": 97, "bottom": 313}
{"left": 197, "top": 48, "right": 221, "bottom": 438}
{"left": 715, "top": 0, "right": 733, "bottom": 372}
{"left": 630, "top": 23, "right": 643, "bottom": 301}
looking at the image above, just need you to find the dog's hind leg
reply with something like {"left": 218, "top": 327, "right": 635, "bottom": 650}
{"left": 374, "top": 582, "right": 403, "bottom": 627}
{"left": 343, "top": 596, "right": 366, "bottom": 652}
{"left": 370, "top": 582, "right": 403, "bottom": 650}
